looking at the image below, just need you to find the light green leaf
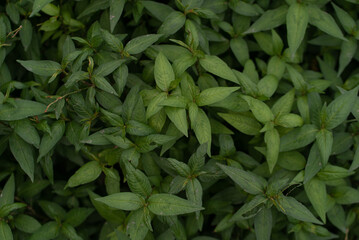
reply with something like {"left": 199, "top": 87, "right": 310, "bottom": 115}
{"left": 66, "top": 161, "right": 102, "bottom": 188}
{"left": 17, "top": 60, "right": 61, "bottom": 77}
{"left": 196, "top": 87, "right": 239, "bottom": 106}
{"left": 30, "top": 0, "right": 54, "bottom": 17}
{"left": 286, "top": 3, "right": 308, "bottom": 58}
{"left": 125, "top": 34, "right": 162, "bottom": 55}
{"left": 308, "top": 5, "right": 346, "bottom": 40}
{"left": 96, "top": 192, "right": 144, "bottom": 211}
{"left": 218, "top": 112, "right": 261, "bottom": 135}
{"left": 199, "top": 55, "right": 238, "bottom": 84}
{"left": 316, "top": 129, "right": 333, "bottom": 166}
{"left": 280, "top": 124, "right": 318, "bottom": 152}
{"left": 148, "top": 193, "right": 203, "bottom": 216}
{"left": 332, "top": 3, "right": 356, "bottom": 34}
{"left": 276, "top": 195, "right": 322, "bottom": 224}
{"left": 192, "top": 109, "right": 211, "bottom": 155}
{"left": 154, "top": 52, "right": 175, "bottom": 91}
{"left": 0, "top": 221, "right": 13, "bottom": 240}
{"left": 125, "top": 163, "right": 152, "bottom": 197}
{"left": 165, "top": 107, "right": 188, "bottom": 137}
{"left": 242, "top": 95, "right": 274, "bottom": 123}
{"left": 126, "top": 208, "right": 149, "bottom": 240}
{"left": 276, "top": 113, "right": 303, "bottom": 128}
{"left": 230, "top": 38, "right": 249, "bottom": 66}
{"left": 271, "top": 89, "right": 295, "bottom": 117}
{"left": 304, "top": 177, "right": 327, "bottom": 223}
{"left": 265, "top": 128, "right": 280, "bottom": 173}
{"left": 142, "top": 1, "right": 174, "bottom": 22}
{"left": 325, "top": 87, "right": 358, "bottom": 129}
{"left": 217, "top": 163, "right": 267, "bottom": 195}
{"left": 9, "top": 133, "right": 35, "bottom": 181}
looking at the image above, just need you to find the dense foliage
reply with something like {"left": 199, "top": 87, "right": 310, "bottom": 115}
{"left": 1, "top": 0, "right": 359, "bottom": 239}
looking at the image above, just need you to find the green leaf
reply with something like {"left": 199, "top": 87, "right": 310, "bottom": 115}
{"left": 29, "top": 221, "right": 59, "bottom": 240}
{"left": 229, "top": 0, "right": 261, "bottom": 17}
{"left": 93, "top": 76, "right": 118, "bottom": 96}
{"left": 20, "top": 19, "right": 32, "bottom": 51}
{"left": 14, "top": 214, "right": 41, "bottom": 234}
{"left": 218, "top": 112, "right": 261, "bottom": 135}
{"left": 304, "top": 177, "right": 327, "bottom": 223}
{"left": 332, "top": 186, "right": 359, "bottom": 205}
{"left": 316, "top": 129, "right": 333, "bottom": 166}
{"left": 0, "top": 175, "right": 15, "bottom": 208}
{"left": 265, "top": 128, "right": 280, "bottom": 173}
{"left": 17, "top": 60, "right": 61, "bottom": 77}
{"left": 217, "top": 163, "right": 267, "bottom": 195}
{"left": 154, "top": 52, "right": 175, "bottom": 91}
{"left": 66, "top": 161, "right": 102, "bottom": 188}
{"left": 338, "top": 37, "right": 357, "bottom": 76}
{"left": 165, "top": 107, "right": 188, "bottom": 137}
{"left": 276, "top": 195, "right": 322, "bottom": 224}
{"left": 30, "top": 0, "right": 54, "bottom": 17}
{"left": 142, "top": 1, "right": 174, "bottom": 22}
{"left": 325, "top": 87, "right": 358, "bottom": 129}
{"left": 199, "top": 55, "right": 238, "bottom": 84}
{"left": 109, "top": 0, "right": 125, "bottom": 32}
{"left": 38, "top": 120, "right": 66, "bottom": 160}
{"left": 125, "top": 34, "right": 162, "bottom": 55}
{"left": 38, "top": 201, "right": 66, "bottom": 220}
{"left": 271, "top": 89, "right": 295, "bottom": 117}
{"left": 308, "top": 5, "right": 346, "bottom": 40}
{"left": 0, "top": 221, "right": 13, "bottom": 240}
{"left": 13, "top": 119, "right": 40, "bottom": 148}
{"left": 280, "top": 124, "right": 318, "bottom": 152}
{"left": 148, "top": 193, "right": 204, "bottom": 216}
{"left": 276, "top": 113, "right": 303, "bottom": 128}
{"left": 254, "top": 208, "right": 272, "bottom": 240}
{"left": 64, "top": 208, "right": 94, "bottom": 227}
{"left": 126, "top": 208, "right": 149, "bottom": 240}
{"left": 9, "top": 133, "right": 35, "bottom": 181}
{"left": 196, "top": 87, "right": 239, "bottom": 106}
{"left": 125, "top": 163, "right": 152, "bottom": 197}
{"left": 167, "top": 158, "right": 191, "bottom": 177}
{"left": 158, "top": 11, "right": 186, "bottom": 36}
{"left": 0, "top": 99, "right": 47, "bottom": 121}
{"left": 192, "top": 109, "right": 211, "bottom": 155}
{"left": 61, "top": 223, "right": 82, "bottom": 240}
{"left": 332, "top": 3, "right": 357, "bottom": 34}
{"left": 243, "top": 5, "right": 288, "bottom": 34}
{"left": 231, "top": 194, "right": 268, "bottom": 221}
{"left": 242, "top": 95, "right": 274, "bottom": 123}
{"left": 230, "top": 37, "right": 249, "bottom": 66}
{"left": 96, "top": 192, "right": 144, "bottom": 211}
{"left": 286, "top": 2, "right": 308, "bottom": 57}
{"left": 93, "top": 59, "right": 126, "bottom": 77}
{"left": 0, "top": 203, "right": 27, "bottom": 218}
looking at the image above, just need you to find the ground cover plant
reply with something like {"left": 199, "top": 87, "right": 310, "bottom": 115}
{"left": 1, "top": 0, "right": 359, "bottom": 239}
